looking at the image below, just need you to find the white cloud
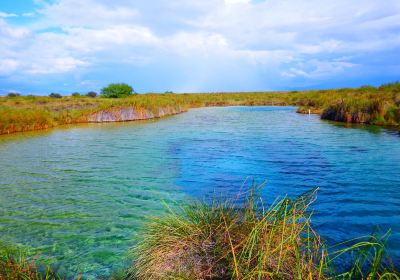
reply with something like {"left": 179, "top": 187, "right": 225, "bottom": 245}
{"left": 22, "top": 12, "right": 37, "bottom": 17}
{"left": 0, "top": 12, "right": 17, "bottom": 18}
{"left": 26, "top": 57, "right": 88, "bottom": 74}
{"left": 0, "top": 0, "right": 399, "bottom": 91}
{"left": 37, "top": 0, "right": 139, "bottom": 28}
{"left": 225, "top": 0, "right": 250, "bottom": 4}
{"left": 282, "top": 60, "right": 358, "bottom": 79}
{"left": 0, "top": 59, "right": 19, "bottom": 75}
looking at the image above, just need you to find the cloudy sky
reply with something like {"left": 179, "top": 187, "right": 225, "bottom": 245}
{"left": 0, "top": 0, "right": 399, "bottom": 94}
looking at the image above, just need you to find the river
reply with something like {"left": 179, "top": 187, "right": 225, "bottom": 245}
{"left": 0, "top": 106, "right": 399, "bottom": 278}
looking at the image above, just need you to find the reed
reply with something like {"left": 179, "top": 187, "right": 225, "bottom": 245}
{"left": 128, "top": 186, "right": 399, "bottom": 280}
{"left": 0, "top": 240, "right": 62, "bottom": 280}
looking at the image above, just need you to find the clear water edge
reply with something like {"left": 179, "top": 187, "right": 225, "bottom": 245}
{"left": 0, "top": 106, "right": 399, "bottom": 278}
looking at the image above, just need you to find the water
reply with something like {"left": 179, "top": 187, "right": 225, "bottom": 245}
{"left": 0, "top": 106, "right": 399, "bottom": 278}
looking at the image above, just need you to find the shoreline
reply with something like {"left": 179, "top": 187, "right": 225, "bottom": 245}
{"left": 2, "top": 103, "right": 400, "bottom": 136}
{"left": 1, "top": 86, "right": 399, "bottom": 135}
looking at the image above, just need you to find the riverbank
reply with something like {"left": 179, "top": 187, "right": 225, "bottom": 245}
{"left": 1, "top": 82, "right": 399, "bottom": 135}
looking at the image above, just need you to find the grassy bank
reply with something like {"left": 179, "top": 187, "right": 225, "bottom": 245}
{"left": 1, "top": 82, "right": 400, "bottom": 135}
{"left": 1, "top": 188, "right": 399, "bottom": 279}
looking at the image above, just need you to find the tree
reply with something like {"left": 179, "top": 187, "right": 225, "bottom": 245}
{"left": 86, "top": 91, "right": 97, "bottom": 98}
{"left": 101, "top": 83, "right": 134, "bottom": 98}
{"left": 7, "top": 92, "right": 20, "bottom": 97}
{"left": 49, "top": 93, "right": 62, "bottom": 98}
{"left": 72, "top": 92, "right": 81, "bottom": 97}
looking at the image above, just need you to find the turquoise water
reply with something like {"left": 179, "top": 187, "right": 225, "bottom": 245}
{"left": 0, "top": 106, "right": 399, "bottom": 278}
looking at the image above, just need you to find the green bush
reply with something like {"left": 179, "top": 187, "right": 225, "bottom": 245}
{"left": 48, "top": 93, "right": 62, "bottom": 99}
{"left": 86, "top": 91, "right": 97, "bottom": 98}
{"left": 101, "top": 83, "right": 134, "bottom": 98}
{"left": 7, "top": 92, "right": 20, "bottom": 97}
{"left": 71, "top": 92, "right": 81, "bottom": 97}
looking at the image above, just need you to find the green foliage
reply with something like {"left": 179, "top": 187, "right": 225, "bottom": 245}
{"left": 7, "top": 92, "right": 20, "bottom": 97}
{"left": 71, "top": 92, "right": 81, "bottom": 97}
{"left": 48, "top": 93, "right": 62, "bottom": 99}
{"left": 86, "top": 91, "right": 97, "bottom": 98}
{"left": 101, "top": 83, "right": 134, "bottom": 98}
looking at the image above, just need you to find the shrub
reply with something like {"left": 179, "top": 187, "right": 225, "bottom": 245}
{"left": 71, "top": 92, "right": 81, "bottom": 97}
{"left": 164, "top": 91, "right": 174, "bottom": 94}
{"left": 7, "top": 92, "right": 20, "bottom": 97}
{"left": 101, "top": 83, "right": 134, "bottom": 98}
{"left": 48, "top": 93, "right": 62, "bottom": 99}
{"left": 86, "top": 91, "right": 97, "bottom": 98}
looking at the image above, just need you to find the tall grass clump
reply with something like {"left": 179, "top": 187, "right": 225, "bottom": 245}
{"left": 0, "top": 241, "right": 62, "bottom": 280}
{"left": 129, "top": 186, "right": 399, "bottom": 280}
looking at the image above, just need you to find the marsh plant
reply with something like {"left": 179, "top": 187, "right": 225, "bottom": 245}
{"left": 128, "top": 186, "right": 399, "bottom": 280}
{"left": 0, "top": 241, "right": 62, "bottom": 280}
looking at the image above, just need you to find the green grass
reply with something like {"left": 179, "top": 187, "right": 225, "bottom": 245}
{"left": 1, "top": 82, "right": 400, "bottom": 134}
{"left": 128, "top": 186, "right": 400, "bottom": 280}
{"left": 0, "top": 240, "right": 64, "bottom": 280}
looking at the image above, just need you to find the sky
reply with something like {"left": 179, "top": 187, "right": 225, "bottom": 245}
{"left": 0, "top": 0, "right": 399, "bottom": 94}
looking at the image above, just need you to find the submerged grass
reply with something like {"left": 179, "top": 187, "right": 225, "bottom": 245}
{"left": 128, "top": 186, "right": 399, "bottom": 280}
{"left": 0, "top": 240, "right": 63, "bottom": 280}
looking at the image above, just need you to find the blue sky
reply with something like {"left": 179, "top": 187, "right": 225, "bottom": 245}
{"left": 0, "top": 0, "right": 399, "bottom": 94}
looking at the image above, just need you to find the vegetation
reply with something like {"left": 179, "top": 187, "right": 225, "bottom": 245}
{"left": 71, "top": 92, "right": 81, "bottom": 97}
{"left": 86, "top": 91, "right": 97, "bottom": 98}
{"left": 0, "top": 241, "right": 62, "bottom": 280}
{"left": 0, "top": 187, "right": 399, "bottom": 279}
{"left": 48, "top": 93, "right": 62, "bottom": 99}
{"left": 128, "top": 187, "right": 399, "bottom": 280}
{"left": 1, "top": 82, "right": 400, "bottom": 135}
{"left": 101, "top": 83, "right": 135, "bottom": 98}
{"left": 7, "top": 92, "right": 20, "bottom": 98}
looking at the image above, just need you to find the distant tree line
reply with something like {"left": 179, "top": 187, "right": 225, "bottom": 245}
{"left": 4, "top": 83, "right": 138, "bottom": 99}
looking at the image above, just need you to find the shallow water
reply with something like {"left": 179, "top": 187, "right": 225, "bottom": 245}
{"left": 0, "top": 106, "right": 399, "bottom": 278}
